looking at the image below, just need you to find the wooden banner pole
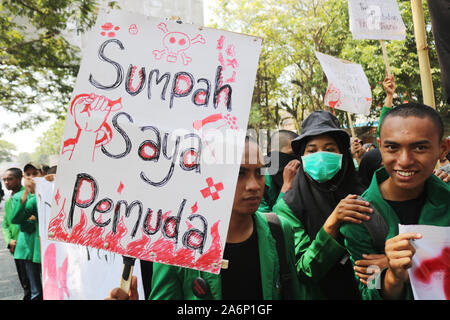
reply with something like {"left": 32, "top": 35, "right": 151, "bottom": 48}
{"left": 120, "top": 256, "right": 136, "bottom": 294}
{"left": 380, "top": 40, "right": 392, "bottom": 76}
{"left": 347, "top": 112, "right": 356, "bottom": 138}
{"left": 410, "top": 0, "right": 435, "bottom": 109}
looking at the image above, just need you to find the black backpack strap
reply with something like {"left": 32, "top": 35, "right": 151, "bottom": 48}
{"left": 264, "top": 212, "right": 294, "bottom": 300}
{"left": 356, "top": 196, "right": 389, "bottom": 253}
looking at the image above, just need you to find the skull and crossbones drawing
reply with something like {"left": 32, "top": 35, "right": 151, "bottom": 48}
{"left": 152, "top": 22, "right": 206, "bottom": 66}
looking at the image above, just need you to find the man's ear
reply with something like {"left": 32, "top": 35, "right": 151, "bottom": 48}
{"left": 438, "top": 138, "right": 449, "bottom": 161}
{"left": 377, "top": 137, "right": 381, "bottom": 147}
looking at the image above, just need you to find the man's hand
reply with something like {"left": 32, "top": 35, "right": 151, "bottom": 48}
{"left": 324, "top": 194, "right": 373, "bottom": 240}
{"left": 23, "top": 177, "right": 36, "bottom": 194}
{"left": 383, "top": 74, "right": 396, "bottom": 108}
{"left": 354, "top": 253, "right": 388, "bottom": 285}
{"left": 280, "top": 159, "right": 301, "bottom": 193}
{"left": 8, "top": 240, "right": 17, "bottom": 254}
{"left": 105, "top": 276, "right": 139, "bottom": 300}
{"left": 434, "top": 169, "right": 449, "bottom": 183}
{"left": 44, "top": 174, "right": 56, "bottom": 182}
{"left": 351, "top": 138, "right": 365, "bottom": 160}
{"left": 383, "top": 232, "right": 422, "bottom": 299}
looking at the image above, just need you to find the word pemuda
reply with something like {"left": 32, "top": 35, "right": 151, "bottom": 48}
{"left": 101, "top": 111, "right": 202, "bottom": 187}
{"left": 68, "top": 173, "right": 209, "bottom": 254}
{"left": 88, "top": 39, "right": 233, "bottom": 111}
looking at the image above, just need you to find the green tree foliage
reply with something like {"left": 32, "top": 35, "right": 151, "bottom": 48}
{"left": 0, "top": 0, "right": 101, "bottom": 131}
{"left": 210, "top": 0, "right": 448, "bottom": 132}
{"left": 32, "top": 118, "right": 65, "bottom": 163}
{"left": 0, "top": 139, "right": 17, "bottom": 163}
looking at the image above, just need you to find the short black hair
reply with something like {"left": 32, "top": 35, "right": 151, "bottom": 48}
{"left": 268, "top": 130, "right": 299, "bottom": 153}
{"left": 379, "top": 102, "right": 444, "bottom": 141}
{"left": 6, "top": 168, "right": 22, "bottom": 179}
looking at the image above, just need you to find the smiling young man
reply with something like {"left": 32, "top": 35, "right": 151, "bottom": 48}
{"left": 340, "top": 103, "right": 450, "bottom": 300}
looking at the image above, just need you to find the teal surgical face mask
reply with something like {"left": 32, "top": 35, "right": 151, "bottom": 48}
{"left": 301, "top": 151, "right": 343, "bottom": 183}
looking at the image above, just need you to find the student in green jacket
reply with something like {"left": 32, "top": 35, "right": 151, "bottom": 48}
{"left": 10, "top": 163, "right": 43, "bottom": 300}
{"left": 107, "top": 136, "right": 308, "bottom": 300}
{"left": 272, "top": 110, "right": 379, "bottom": 299}
{"left": 259, "top": 130, "right": 300, "bottom": 213}
{"left": 340, "top": 103, "right": 450, "bottom": 300}
{"left": 2, "top": 168, "right": 31, "bottom": 300}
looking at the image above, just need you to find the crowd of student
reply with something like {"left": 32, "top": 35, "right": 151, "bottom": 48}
{"left": 2, "top": 74, "right": 449, "bottom": 300}
{"left": 1, "top": 163, "right": 56, "bottom": 300}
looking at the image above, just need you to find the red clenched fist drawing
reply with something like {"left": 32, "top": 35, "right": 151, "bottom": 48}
{"left": 62, "top": 93, "right": 122, "bottom": 160}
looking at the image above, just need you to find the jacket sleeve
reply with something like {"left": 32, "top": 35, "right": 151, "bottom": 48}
{"left": 2, "top": 200, "right": 13, "bottom": 246}
{"left": 376, "top": 105, "right": 393, "bottom": 139}
{"left": 278, "top": 215, "right": 309, "bottom": 299}
{"left": 273, "top": 198, "right": 346, "bottom": 282}
{"left": 10, "top": 193, "right": 36, "bottom": 233}
{"left": 149, "top": 263, "right": 184, "bottom": 300}
{"left": 258, "top": 175, "right": 280, "bottom": 213}
{"left": 340, "top": 221, "right": 384, "bottom": 300}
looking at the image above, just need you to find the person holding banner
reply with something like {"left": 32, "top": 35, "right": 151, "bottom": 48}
{"left": 272, "top": 110, "right": 376, "bottom": 299}
{"left": 10, "top": 163, "right": 44, "bottom": 300}
{"left": 107, "top": 136, "right": 308, "bottom": 300}
{"left": 340, "top": 103, "right": 450, "bottom": 299}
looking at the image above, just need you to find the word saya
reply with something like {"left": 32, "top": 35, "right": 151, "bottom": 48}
{"left": 100, "top": 111, "right": 202, "bottom": 187}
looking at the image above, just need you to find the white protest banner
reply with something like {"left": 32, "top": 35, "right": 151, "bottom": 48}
{"left": 48, "top": 10, "right": 262, "bottom": 275}
{"left": 315, "top": 51, "right": 372, "bottom": 116}
{"left": 348, "top": 0, "right": 406, "bottom": 40}
{"left": 398, "top": 224, "right": 450, "bottom": 300}
{"left": 35, "top": 177, "right": 145, "bottom": 299}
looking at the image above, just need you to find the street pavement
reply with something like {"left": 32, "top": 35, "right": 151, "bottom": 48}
{"left": 0, "top": 201, "right": 24, "bottom": 300}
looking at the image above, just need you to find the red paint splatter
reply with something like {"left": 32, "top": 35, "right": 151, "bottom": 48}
{"left": 191, "top": 202, "right": 198, "bottom": 214}
{"left": 217, "top": 35, "right": 225, "bottom": 50}
{"left": 101, "top": 22, "right": 114, "bottom": 31}
{"left": 414, "top": 247, "right": 450, "bottom": 299}
{"left": 54, "top": 189, "right": 61, "bottom": 206}
{"left": 117, "top": 182, "right": 124, "bottom": 194}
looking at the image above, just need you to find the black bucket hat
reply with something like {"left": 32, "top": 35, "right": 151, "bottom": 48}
{"left": 291, "top": 110, "right": 350, "bottom": 156}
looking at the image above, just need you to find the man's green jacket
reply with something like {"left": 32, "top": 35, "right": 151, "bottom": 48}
{"left": 1, "top": 189, "right": 23, "bottom": 255}
{"left": 10, "top": 189, "right": 40, "bottom": 263}
{"left": 340, "top": 167, "right": 450, "bottom": 299}
{"left": 149, "top": 211, "right": 310, "bottom": 300}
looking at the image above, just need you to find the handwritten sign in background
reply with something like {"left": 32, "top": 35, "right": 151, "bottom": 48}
{"left": 348, "top": 0, "right": 406, "bottom": 41}
{"left": 315, "top": 51, "right": 372, "bottom": 116}
{"left": 48, "top": 10, "right": 262, "bottom": 274}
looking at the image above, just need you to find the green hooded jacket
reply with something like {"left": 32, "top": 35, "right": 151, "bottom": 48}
{"left": 149, "top": 211, "right": 310, "bottom": 300}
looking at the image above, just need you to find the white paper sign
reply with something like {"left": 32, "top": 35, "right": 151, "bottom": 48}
{"left": 399, "top": 224, "right": 450, "bottom": 300}
{"left": 315, "top": 51, "right": 372, "bottom": 115}
{"left": 48, "top": 10, "right": 262, "bottom": 274}
{"left": 348, "top": 0, "right": 406, "bottom": 40}
{"left": 35, "top": 177, "right": 145, "bottom": 300}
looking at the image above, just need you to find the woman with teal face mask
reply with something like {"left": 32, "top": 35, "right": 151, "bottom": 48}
{"left": 273, "top": 110, "right": 375, "bottom": 300}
